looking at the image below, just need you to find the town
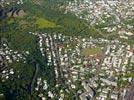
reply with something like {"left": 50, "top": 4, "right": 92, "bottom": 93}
{"left": 1, "top": 32, "right": 134, "bottom": 100}
{"left": 0, "top": 0, "right": 134, "bottom": 100}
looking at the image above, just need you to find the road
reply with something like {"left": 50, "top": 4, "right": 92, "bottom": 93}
{"left": 125, "top": 79, "right": 134, "bottom": 100}
{"left": 30, "top": 62, "right": 39, "bottom": 93}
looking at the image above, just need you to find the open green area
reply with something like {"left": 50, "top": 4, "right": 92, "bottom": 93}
{"left": 35, "top": 17, "right": 57, "bottom": 29}
{"left": 7, "top": 18, "right": 14, "bottom": 24}
{"left": 82, "top": 47, "right": 102, "bottom": 56}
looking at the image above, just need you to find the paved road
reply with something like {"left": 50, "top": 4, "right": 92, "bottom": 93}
{"left": 125, "top": 79, "right": 134, "bottom": 100}
{"left": 30, "top": 62, "right": 39, "bottom": 93}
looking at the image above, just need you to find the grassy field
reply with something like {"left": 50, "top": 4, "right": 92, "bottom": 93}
{"left": 7, "top": 18, "right": 14, "bottom": 24}
{"left": 82, "top": 47, "right": 101, "bottom": 56}
{"left": 35, "top": 17, "right": 57, "bottom": 29}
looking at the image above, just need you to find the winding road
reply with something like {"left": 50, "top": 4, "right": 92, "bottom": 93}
{"left": 30, "top": 62, "right": 39, "bottom": 93}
